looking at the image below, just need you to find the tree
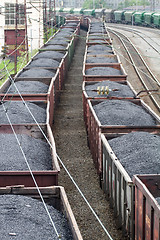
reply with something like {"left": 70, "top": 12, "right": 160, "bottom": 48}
{"left": 118, "top": 0, "right": 150, "bottom": 9}
{"left": 83, "top": 0, "right": 107, "bottom": 9}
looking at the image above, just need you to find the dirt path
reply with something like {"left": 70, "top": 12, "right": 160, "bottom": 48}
{"left": 52, "top": 30, "right": 125, "bottom": 240}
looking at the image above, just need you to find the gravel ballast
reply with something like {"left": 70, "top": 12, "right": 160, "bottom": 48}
{"left": 34, "top": 51, "right": 65, "bottom": 60}
{"left": 6, "top": 81, "right": 49, "bottom": 94}
{"left": 19, "top": 69, "right": 55, "bottom": 78}
{"left": 27, "top": 58, "right": 59, "bottom": 68}
{"left": 0, "top": 101, "right": 46, "bottom": 124}
{"left": 85, "top": 80, "right": 135, "bottom": 98}
{"left": 0, "top": 133, "right": 52, "bottom": 170}
{"left": 108, "top": 132, "right": 160, "bottom": 176}
{"left": 0, "top": 194, "right": 73, "bottom": 239}
{"left": 86, "top": 66, "right": 122, "bottom": 75}
{"left": 93, "top": 100, "right": 156, "bottom": 125}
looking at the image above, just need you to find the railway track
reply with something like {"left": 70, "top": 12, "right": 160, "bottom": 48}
{"left": 107, "top": 24, "right": 160, "bottom": 52}
{"left": 108, "top": 27, "right": 160, "bottom": 113}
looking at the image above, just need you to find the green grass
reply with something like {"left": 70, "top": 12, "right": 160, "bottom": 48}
{"left": 0, "top": 49, "right": 38, "bottom": 86}
{"left": 44, "top": 27, "right": 57, "bottom": 43}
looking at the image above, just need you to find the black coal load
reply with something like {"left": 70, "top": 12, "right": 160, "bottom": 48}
{"left": 60, "top": 27, "right": 74, "bottom": 32}
{"left": 0, "top": 194, "right": 73, "bottom": 240}
{"left": 6, "top": 81, "right": 48, "bottom": 94}
{"left": 91, "top": 22, "right": 103, "bottom": 26}
{"left": 47, "top": 39, "right": 68, "bottom": 46}
{"left": 0, "top": 133, "right": 52, "bottom": 170}
{"left": 87, "top": 54, "right": 112, "bottom": 58}
{"left": 88, "top": 35, "right": 109, "bottom": 39}
{"left": 156, "top": 197, "right": 160, "bottom": 205}
{"left": 91, "top": 22, "right": 103, "bottom": 25}
{"left": 88, "top": 40, "right": 109, "bottom": 43}
{"left": 90, "top": 28, "right": 105, "bottom": 31}
{"left": 87, "top": 50, "right": 113, "bottom": 55}
{"left": 52, "top": 36, "right": 69, "bottom": 41}
{"left": 27, "top": 58, "right": 59, "bottom": 68}
{"left": 93, "top": 100, "right": 156, "bottom": 125}
{"left": 85, "top": 80, "right": 135, "bottom": 98}
{"left": 66, "top": 22, "right": 77, "bottom": 26}
{"left": 34, "top": 51, "right": 65, "bottom": 60}
{"left": 56, "top": 32, "right": 72, "bottom": 38}
{"left": 0, "top": 101, "right": 46, "bottom": 124}
{"left": 89, "top": 33, "right": 108, "bottom": 36}
{"left": 88, "top": 45, "right": 112, "bottom": 52}
{"left": 90, "top": 25, "right": 104, "bottom": 30}
{"left": 90, "top": 29, "right": 106, "bottom": 33}
{"left": 90, "top": 26, "right": 104, "bottom": 29}
{"left": 86, "top": 56, "right": 117, "bottom": 63}
{"left": 108, "top": 132, "right": 160, "bottom": 176}
{"left": 90, "top": 25, "right": 104, "bottom": 29}
{"left": 86, "top": 67, "right": 121, "bottom": 75}
{"left": 42, "top": 45, "right": 66, "bottom": 50}
{"left": 19, "top": 69, "right": 55, "bottom": 78}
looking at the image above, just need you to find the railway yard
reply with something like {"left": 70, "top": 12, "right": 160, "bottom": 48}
{"left": 0, "top": 13, "right": 160, "bottom": 240}
{"left": 107, "top": 24, "right": 160, "bottom": 115}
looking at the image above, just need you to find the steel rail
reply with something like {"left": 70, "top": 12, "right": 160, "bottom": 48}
{"left": 108, "top": 27, "right": 160, "bottom": 112}
{"left": 108, "top": 24, "right": 160, "bottom": 54}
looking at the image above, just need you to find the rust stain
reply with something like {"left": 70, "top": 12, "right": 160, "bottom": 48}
{"left": 146, "top": 214, "right": 151, "bottom": 229}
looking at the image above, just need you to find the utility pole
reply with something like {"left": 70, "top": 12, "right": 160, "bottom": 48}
{"left": 15, "top": 0, "right": 18, "bottom": 74}
{"left": 24, "top": 0, "right": 29, "bottom": 63}
{"left": 45, "top": 0, "right": 48, "bottom": 41}
{"left": 39, "top": 0, "right": 41, "bottom": 48}
{"left": 54, "top": 0, "right": 56, "bottom": 28}
{"left": 49, "top": 0, "right": 51, "bottom": 34}
{"left": 51, "top": 0, "right": 54, "bottom": 35}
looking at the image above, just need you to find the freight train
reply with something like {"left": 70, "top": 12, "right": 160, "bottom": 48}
{"left": 0, "top": 16, "right": 84, "bottom": 240}
{"left": 105, "top": 9, "right": 160, "bottom": 27}
{"left": 82, "top": 20, "right": 160, "bottom": 240}
{"left": 0, "top": 12, "right": 160, "bottom": 240}
{"left": 56, "top": 7, "right": 160, "bottom": 28}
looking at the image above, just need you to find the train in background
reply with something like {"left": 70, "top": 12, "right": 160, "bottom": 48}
{"left": 55, "top": 7, "right": 160, "bottom": 28}
{"left": 105, "top": 9, "right": 160, "bottom": 27}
